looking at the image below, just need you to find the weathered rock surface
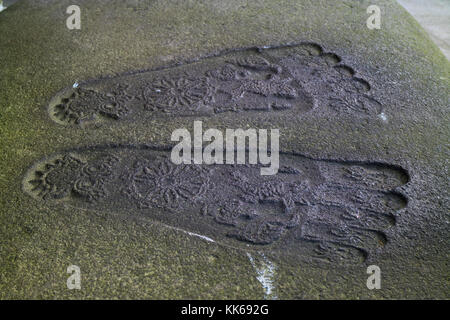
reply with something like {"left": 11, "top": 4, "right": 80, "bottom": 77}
{"left": 0, "top": 0, "right": 448, "bottom": 299}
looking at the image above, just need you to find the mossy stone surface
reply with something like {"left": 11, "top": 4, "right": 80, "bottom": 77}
{"left": 0, "top": 0, "right": 448, "bottom": 299}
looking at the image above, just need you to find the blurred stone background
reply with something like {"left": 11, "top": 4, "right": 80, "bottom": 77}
{"left": 398, "top": 0, "right": 450, "bottom": 59}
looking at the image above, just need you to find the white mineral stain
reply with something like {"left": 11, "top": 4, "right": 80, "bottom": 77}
{"left": 378, "top": 112, "right": 388, "bottom": 122}
{"left": 246, "top": 252, "right": 277, "bottom": 299}
{"left": 161, "top": 224, "right": 216, "bottom": 243}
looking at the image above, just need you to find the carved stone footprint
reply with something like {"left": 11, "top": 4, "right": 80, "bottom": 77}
{"left": 47, "top": 43, "right": 382, "bottom": 126}
{"left": 23, "top": 146, "right": 408, "bottom": 265}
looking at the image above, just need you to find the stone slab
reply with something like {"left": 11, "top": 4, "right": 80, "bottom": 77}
{"left": 0, "top": 0, "right": 448, "bottom": 299}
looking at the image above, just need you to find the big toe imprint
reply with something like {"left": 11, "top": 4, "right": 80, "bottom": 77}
{"left": 48, "top": 43, "right": 383, "bottom": 126}
{"left": 23, "top": 145, "right": 408, "bottom": 265}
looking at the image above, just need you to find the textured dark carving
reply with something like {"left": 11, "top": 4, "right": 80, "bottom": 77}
{"left": 142, "top": 76, "right": 215, "bottom": 113}
{"left": 52, "top": 86, "right": 131, "bottom": 124}
{"left": 48, "top": 43, "right": 383, "bottom": 125}
{"left": 123, "top": 158, "right": 210, "bottom": 209}
{"left": 23, "top": 146, "right": 408, "bottom": 265}
{"left": 27, "top": 154, "right": 119, "bottom": 201}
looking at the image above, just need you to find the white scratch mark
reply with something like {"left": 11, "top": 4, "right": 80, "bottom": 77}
{"left": 160, "top": 224, "right": 216, "bottom": 243}
{"left": 184, "top": 231, "right": 215, "bottom": 243}
{"left": 247, "top": 252, "right": 277, "bottom": 299}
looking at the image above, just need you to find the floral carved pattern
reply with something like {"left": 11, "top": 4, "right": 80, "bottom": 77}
{"left": 124, "top": 158, "right": 210, "bottom": 209}
{"left": 52, "top": 86, "right": 131, "bottom": 124}
{"left": 27, "top": 154, "right": 119, "bottom": 202}
{"left": 142, "top": 76, "right": 215, "bottom": 113}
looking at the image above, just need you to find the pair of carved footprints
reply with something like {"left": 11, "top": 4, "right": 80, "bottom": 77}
{"left": 24, "top": 43, "right": 406, "bottom": 265}
{"left": 48, "top": 43, "right": 382, "bottom": 126}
